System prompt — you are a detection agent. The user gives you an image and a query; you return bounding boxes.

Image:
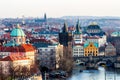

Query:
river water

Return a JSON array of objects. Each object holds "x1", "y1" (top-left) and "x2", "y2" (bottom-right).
[{"x1": 68, "y1": 67, "x2": 120, "y2": 80}]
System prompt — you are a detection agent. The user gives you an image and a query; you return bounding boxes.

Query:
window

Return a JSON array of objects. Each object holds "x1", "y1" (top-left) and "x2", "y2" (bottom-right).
[
  {"x1": 19, "y1": 39, "x2": 21, "y2": 42},
  {"x1": 90, "y1": 44, "x2": 92, "y2": 47},
  {"x1": 14, "y1": 39, "x2": 16, "y2": 42},
  {"x1": 74, "y1": 49, "x2": 78, "y2": 51},
  {"x1": 45, "y1": 49, "x2": 47, "y2": 51},
  {"x1": 39, "y1": 49, "x2": 42, "y2": 51}
]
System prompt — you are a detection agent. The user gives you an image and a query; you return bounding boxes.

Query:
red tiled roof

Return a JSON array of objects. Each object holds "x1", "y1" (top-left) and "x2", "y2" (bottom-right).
[
  {"x1": 0, "y1": 53, "x2": 29, "y2": 61},
  {"x1": 51, "y1": 38, "x2": 58, "y2": 42},
  {"x1": 0, "y1": 44, "x2": 36, "y2": 52},
  {"x1": 2, "y1": 33, "x2": 10, "y2": 39}
]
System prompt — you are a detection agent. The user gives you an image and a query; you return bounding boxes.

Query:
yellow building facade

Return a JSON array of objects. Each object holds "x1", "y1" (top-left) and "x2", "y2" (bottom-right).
[{"x1": 84, "y1": 42, "x2": 98, "y2": 56}]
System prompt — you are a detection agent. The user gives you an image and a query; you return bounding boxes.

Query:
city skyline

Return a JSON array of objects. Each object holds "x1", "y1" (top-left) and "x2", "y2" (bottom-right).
[{"x1": 0, "y1": 0, "x2": 120, "y2": 18}]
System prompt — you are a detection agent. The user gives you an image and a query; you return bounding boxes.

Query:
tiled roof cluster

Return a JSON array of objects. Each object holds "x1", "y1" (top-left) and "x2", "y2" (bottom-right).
[
  {"x1": 0, "y1": 53, "x2": 29, "y2": 61},
  {"x1": 0, "y1": 44, "x2": 35, "y2": 52}
]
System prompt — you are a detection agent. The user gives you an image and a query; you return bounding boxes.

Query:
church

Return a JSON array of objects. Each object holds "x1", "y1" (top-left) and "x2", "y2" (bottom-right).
[{"x1": 0, "y1": 24, "x2": 36, "y2": 75}]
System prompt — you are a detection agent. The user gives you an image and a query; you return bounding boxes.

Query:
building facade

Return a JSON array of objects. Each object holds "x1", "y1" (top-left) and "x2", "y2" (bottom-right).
[
  {"x1": 37, "y1": 43, "x2": 63, "y2": 69},
  {"x1": 84, "y1": 42, "x2": 98, "y2": 56},
  {"x1": 105, "y1": 43, "x2": 116, "y2": 56}
]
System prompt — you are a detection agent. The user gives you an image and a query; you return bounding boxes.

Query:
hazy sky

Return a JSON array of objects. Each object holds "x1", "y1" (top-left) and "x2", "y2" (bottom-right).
[{"x1": 0, "y1": 0, "x2": 120, "y2": 18}]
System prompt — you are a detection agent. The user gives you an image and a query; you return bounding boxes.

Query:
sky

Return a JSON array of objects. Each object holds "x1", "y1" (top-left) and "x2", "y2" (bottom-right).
[{"x1": 0, "y1": 0, "x2": 120, "y2": 18}]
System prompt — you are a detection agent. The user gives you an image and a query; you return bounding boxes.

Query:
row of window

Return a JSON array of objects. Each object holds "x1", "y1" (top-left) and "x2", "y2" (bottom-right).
[
  {"x1": 39, "y1": 49, "x2": 54, "y2": 51},
  {"x1": 85, "y1": 51, "x2": 98, "y2": 53},
  {"x1": 73, "y1": 55, "x2": 84, "y2": 57},
  {"x1": 73, "y1": 52, "x2": 84, "y2": 54},
  {"x1": 74, "y1": 49, "x2": 83, "y2": 51}
]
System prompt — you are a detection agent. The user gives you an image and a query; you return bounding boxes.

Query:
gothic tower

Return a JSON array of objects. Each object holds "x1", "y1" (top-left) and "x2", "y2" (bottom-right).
[
  {"x1": 59, "y1": 22, "x2": 73, "y2": 72},
  {"x1": 44, "y1": 13, "x2": 47, "y2": 22}
]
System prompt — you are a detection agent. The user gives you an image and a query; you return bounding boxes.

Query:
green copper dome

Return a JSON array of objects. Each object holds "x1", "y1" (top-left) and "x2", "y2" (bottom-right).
[
  {"x1": 10, "y1": 25, "x2": 25, "y2": 37},
  {"x1": 111, "y1": 31, "x2": 120, "y2": 37}
]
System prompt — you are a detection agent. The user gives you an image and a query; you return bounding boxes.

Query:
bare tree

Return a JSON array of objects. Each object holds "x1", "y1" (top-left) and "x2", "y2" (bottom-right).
[{"x1": 0, "y1": 63, "x2": 4, "y2": 80}]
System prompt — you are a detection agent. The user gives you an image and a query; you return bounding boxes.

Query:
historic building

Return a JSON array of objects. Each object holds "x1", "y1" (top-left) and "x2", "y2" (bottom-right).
[
  {"x1": 59, "y1": 22, "x2": 73, "y2": 59},
  {"x1": 73, "y1": 44, "x2": 84, "y2": 57},
  {"x1": 85, "y1": 36, "x2": 105, "y2": 47},
  {"x1": 85, "y1": 22, "x2": 107, "y2": 47},
  {"x1": 0, "y1": 24, "x2": 36, "y2": 64},
  {"x1": 0, "y1": 53, "x2": 32, "y2": 75},
  {"x1": 58, "y1": 22, "x2": 73, "y2": 72},
  {"x1": 37, "y1": 43, "x2": 63, "y2": 69},
  {"x1": 105, "y1": 42, "x2": 116, "y2": 56},
  {"x1": 86, "y1": 22, "x2": 105, "y2": 36},
  {"x1": 0, "y1": 24, "x2": 38, "y2": 77},
  {"x1": 73, "y1": 20, "x2": 83, "y2": 44},
  {"x1": 73, "y1": 20, "x2": 84, "y2": 57},
  {"x1": 35, "y1": 13, "x2": 47, "y2": 23},
  {"x1": 84, "y1": 42, "x2": 98, "y2": 56}
]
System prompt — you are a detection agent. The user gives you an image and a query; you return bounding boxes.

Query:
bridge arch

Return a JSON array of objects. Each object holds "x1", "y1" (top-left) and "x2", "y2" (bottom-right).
[
  {"x1": 95, "y1": 61, "x2": 107, "y2": 67},
  {"x1": 75, "y1": 59, "x2": 85, "y2": 66}
]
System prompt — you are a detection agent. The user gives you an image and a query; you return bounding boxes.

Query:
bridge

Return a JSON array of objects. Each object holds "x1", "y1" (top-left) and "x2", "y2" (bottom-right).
[{"x1": 73, "y1": 56, "x2": 120, "y2": 68}]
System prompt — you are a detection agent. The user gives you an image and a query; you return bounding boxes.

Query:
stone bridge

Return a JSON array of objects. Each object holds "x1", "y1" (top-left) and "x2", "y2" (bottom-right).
[{"x1": 74, "y1": 56, "x2": 119, "y2": 67}]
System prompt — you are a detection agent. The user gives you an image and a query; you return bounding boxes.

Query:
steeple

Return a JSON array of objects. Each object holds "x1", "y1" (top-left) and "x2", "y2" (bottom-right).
[
  {"x1": 62, "y1": 22, "x2": 68, "y2": 33},
  {"x1": 17, "y1": 24, "x2": 21, "y2": 28},
  {"x1": 75, "y1": 20, "x2": 81, "y2": 34},
  {"x1": 44, "y1": 13, "x2": 47, "y2": 21}
]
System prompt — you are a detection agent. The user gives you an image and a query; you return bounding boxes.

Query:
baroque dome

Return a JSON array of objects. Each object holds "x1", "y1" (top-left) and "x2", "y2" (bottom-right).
[{"x1": 10, "y1": 25, "x2": 25, "y2": 37}]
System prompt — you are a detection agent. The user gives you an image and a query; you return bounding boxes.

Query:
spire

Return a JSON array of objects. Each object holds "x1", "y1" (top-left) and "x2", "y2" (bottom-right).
[
  {"x1": 62, "y1": 22, "x2": 68, "y2": 33},
  {"x1": 75, "y1": 20, "x2": 81, "y2": 34},
  {"x1": 44, "y1": 13, "x2": 47, "y2": 20},
  {"x1": 16, "y1": 24, "x2": 21, "y2": 28}
]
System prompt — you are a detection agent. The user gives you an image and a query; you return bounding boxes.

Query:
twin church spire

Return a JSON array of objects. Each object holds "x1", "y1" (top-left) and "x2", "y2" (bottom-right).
[{"x1": 62, "y1": 20, "x2": 81, "y2": 33}]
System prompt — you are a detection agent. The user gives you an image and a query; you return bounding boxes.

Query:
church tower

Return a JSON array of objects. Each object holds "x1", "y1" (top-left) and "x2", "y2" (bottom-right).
[
  {"x1": 74, "y1": 20, "x2": 83, "y2": 44},
  {"x1": 59, "y1": 22, "x2": 73, "y2": 72},
  {"x1": 59, "y1": 22, "x2": 72, "y2": 46},
  {"x1": 44, "y1": 13, "x2": 47, "y2": 22}
]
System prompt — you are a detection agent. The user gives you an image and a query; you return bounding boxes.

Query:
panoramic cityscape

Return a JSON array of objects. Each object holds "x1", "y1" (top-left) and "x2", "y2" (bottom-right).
[{"x1": 0, "y1": 0, "x2": 120, "y2": 80}]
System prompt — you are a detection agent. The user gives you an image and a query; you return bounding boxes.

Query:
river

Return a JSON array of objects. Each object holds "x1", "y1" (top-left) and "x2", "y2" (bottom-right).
[{"x1": 68, "y1": 66, "x2": 120, "y2": 80}]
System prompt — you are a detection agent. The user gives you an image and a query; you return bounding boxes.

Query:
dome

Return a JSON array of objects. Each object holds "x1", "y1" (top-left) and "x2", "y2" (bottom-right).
[
  {"x1": 87, "y1": 24, "x2": 100, "y2": 30},
  {"x1": 111, "y1": 31, "x2": 120, "y2": 37},
  {"x1": 10, "y1": 25, "x2": 25, "y2": 37}
]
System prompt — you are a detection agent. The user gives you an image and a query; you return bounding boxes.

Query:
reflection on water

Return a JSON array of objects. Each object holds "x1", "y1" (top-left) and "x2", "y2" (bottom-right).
[{"x1": 68, "y1": 67, "x2": 120, "y2": 80}]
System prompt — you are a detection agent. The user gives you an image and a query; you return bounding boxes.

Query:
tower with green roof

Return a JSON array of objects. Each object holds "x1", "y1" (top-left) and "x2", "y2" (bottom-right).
[{"x1": 73, "y1": 20, "x2": 83, "y2": 44}]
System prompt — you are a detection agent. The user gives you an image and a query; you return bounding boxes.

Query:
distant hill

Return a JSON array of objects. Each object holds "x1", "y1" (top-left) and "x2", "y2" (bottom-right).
[
  {"x1": 61, "y1": 16, "x2": 120, "y2": 20},
  {"x1": 60, "y1": 16, "x2": 120, "y2": 30}
]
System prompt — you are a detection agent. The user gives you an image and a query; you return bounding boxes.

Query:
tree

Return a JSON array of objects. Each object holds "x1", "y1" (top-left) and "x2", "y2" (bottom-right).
[
  {"x1": 59, "y1": 58, "x2": 73, "y2": 73},
  {"x1": 0, "y1": 63, "x2": 4, "y2": 80}
]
